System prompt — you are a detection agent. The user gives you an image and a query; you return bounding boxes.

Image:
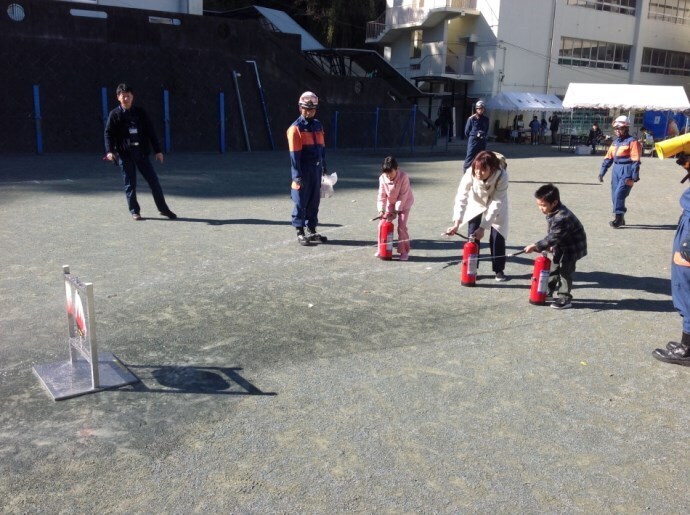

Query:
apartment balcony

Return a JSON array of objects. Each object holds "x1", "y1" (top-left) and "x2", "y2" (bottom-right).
[
  {"x1": 366, "y1": 0, "x2": 479, "y2": 44},
  {"x1": 396, "y1": 53, "x2": 476, "y2": 83}
]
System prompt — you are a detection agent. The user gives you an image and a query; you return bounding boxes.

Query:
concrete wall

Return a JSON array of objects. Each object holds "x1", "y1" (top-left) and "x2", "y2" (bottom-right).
[
  {"x1": 2, "y1": 0, "x2": 433, "y2": 154},
  {"x1": 58, "y1": 0, "x2": 204, "y2": 15}
]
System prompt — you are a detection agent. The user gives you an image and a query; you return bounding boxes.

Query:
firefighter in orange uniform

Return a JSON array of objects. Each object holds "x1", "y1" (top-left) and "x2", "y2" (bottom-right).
[
  {"x1": 598, "y1": 115, "x2": 642, "y2": 228},
  {"x1": 287, "y1": 91, "x2": 329, "y2": 246}
]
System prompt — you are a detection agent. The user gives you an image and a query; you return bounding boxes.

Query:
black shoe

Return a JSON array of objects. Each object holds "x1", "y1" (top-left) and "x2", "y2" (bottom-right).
[
  {"x1": 652, "y1": 345, "x2": 690, "y2": 366},
  {"x1": 159, "y1": 210, "x2": 177, "y2": 220},
  {"x1": 297, "y1": 229, "x2": 310, "y2": 246},
  {"x1": 666, "y1": 341, "x2": 682, "y2": 351},
  {"x1": 609, "y1": 215, "x2": 625, "y2": 228},
  {"x1": 551, "y1": 297, "x2": 572, "y2": 310},
  {"x1": 306, "y1": 227, "x2": 327, "y2": 243}
]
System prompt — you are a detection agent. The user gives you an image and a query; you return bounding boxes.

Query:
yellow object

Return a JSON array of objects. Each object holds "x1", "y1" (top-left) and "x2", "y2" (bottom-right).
[{"x1": 654, "y1": 133, "x2": 690, "y2": 159}]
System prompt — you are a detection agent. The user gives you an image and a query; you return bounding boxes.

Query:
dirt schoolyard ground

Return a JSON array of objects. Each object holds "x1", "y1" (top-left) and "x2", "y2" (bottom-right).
[{"x1": 1, "y1": 143, "x2": 689, "y2": 512}]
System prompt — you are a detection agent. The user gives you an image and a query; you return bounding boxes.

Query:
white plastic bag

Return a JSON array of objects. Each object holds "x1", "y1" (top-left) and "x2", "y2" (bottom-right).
[{"x1": 321, "y1": 172, "x2": 338, "y2": 198}]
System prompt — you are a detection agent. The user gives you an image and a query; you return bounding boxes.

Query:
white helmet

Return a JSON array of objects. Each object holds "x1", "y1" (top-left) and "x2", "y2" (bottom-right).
[
  {"x1": 475, "y1": 100, "x2": 485, "y2": 109},
  {"x1": 612, "y1": 115, "x2": 630, "y2": 128},
  {"x1": 298, "y1": 91, "x2": 319, "y2": 109}
]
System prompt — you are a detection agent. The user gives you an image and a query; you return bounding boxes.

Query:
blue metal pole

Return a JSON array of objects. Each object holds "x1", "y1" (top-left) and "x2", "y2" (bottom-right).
[
  {"x1": 374, "y1": 107, "x2": 380, "y2": 149},
  {"x1": 334, "y1": 111, "x2": 339, "y2": 150},
  {"x1": 163, "y1": 89, "x2": 171, "y2": 153},
  {"x1": 232, "y1": 70, "x2": 251, "y2": 152},
  {"x1": 246, "y1": 60, "x2": 275, "y2": 150},
  {"x1": 101, "y1": 87, "x2": 109, "y2": 127},
  {"x1": 33, "y1": 85, "x2": 43, "y2": 154},
  {"x1": 411, "y1": 104, "x2": 417, "y2": 152},
  {"x1": 219, "y1": 92, "x2": 226, "y2": 153}
]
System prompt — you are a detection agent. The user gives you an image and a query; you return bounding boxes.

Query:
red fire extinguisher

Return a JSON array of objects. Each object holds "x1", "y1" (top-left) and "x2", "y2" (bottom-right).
[
  {"x1": 378, "y1": 219, "x2": 394, "y2": 260},
  {"x1": 529, "y1": 251, "x2": 551, "y2": 305},
  {"x1": 460, "y1": 237, "x2": 479, "y2": 286}
]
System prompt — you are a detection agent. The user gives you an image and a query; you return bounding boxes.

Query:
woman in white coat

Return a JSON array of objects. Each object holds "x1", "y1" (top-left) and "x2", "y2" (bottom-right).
[{"x1": 446, "y1": 150, "x2": 509, "y2": 281}]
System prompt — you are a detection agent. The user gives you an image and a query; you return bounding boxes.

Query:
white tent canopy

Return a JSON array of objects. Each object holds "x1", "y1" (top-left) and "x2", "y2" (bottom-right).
[
  {"x1": 485, "y1": 92, "x2": 564, "y2": 112},
  {"x1": 562, "y1": 83, "x2": 690, "y2": 111}
]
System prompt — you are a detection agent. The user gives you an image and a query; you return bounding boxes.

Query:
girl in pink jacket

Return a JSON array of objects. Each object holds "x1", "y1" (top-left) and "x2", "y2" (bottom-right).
[{"x1": 376, "y1": 156, "x2": 415, "y2": 260}]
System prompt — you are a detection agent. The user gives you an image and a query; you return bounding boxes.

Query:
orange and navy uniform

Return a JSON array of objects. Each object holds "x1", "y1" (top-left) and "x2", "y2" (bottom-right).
[
  {"x1": 287, "y1": 116, "x2": 327, "y2": 181},
  {"x1": 287, "y1": 115, "x2": 327, "y2": 229},
  {"x1": 600, "y1": 135, "x2": 641, "y2": 181},
  {"x1": 599, "y1": 134, "x2": 642, "y2": 215}
]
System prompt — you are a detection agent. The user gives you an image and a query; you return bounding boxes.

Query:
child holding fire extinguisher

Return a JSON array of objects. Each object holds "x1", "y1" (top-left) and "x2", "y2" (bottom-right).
[
  {"x1": 445, "y1": 150, "x2": 509, "y2": 281},
  {"x1": 376, "y1": 156, "x2": 415, "y2": 260},
  {"x1": 524, "y1": 183, "x2": 587, "y2": 310}
]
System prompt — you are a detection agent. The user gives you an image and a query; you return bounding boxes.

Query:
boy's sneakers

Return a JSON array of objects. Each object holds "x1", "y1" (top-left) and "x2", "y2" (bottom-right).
[
  {"x1": 551, "y1": 297, "x2": 572, "y2": 309},
  {"x1": 306, "y1": 227, "x2": 327, "y2": 242},
  {"x1": 296, "y1": 228, "x2": 310, "y2": 246},
  {"x1": 399, "y1": 253, "x2": 409, "y2": 261},
  {"x1": 495, "y1": 271, "x2": 506, "y2": 282}
]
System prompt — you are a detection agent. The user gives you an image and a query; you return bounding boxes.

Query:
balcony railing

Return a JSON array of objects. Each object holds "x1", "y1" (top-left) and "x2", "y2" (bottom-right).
[
  {"x1": 396, "y1": 55, "x2": 475, "y2": 79},
  {"x1": 366, "y1": 0, "x2": 477, "y2": 40}
]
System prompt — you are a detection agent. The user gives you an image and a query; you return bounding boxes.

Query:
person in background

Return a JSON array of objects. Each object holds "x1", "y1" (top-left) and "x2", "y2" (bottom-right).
[
  {"x1": 446, "y1": 150, "x2": 509, "y2": 282},
  {"x1": 463, "y1": 100, "x2": 490, "y2": 172},
  {"x1": 598, "y1": 115, "x2": 642, "y2": 228},
  {"x1": 549, "y1": 113, "x2": 561, "y2": 145},
  {"x1": 588, "y1": 123, "x2": 603, "y2": 155},
  {"x1": 104, "y1": 83, "x2": 177, "y2": 221},
  {"x1": 529, "y1": 116, "x2": 541, "y2": 145},
  {"x1": 376, "y1": 156, "x2": 415, "y2": 261}
]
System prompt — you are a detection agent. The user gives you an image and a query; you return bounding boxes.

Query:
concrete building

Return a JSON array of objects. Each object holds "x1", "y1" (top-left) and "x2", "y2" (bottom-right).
[
  {"x1": 54, "y1": 0, "x2": 204, "y2": 15},
  {"x1": 366, "y1": 0, "x2": 690, "y2": 135}
]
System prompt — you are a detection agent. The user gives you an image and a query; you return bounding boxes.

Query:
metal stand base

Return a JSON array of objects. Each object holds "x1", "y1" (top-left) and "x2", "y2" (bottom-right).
[{"x1": 33, "y1": 352, "x2": 139, "y2": 401}]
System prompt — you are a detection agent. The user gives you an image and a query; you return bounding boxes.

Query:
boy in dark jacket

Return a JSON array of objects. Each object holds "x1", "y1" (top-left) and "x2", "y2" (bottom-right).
[{"x1": 524, "y1": 183, "x2": 588, "y2": 309}]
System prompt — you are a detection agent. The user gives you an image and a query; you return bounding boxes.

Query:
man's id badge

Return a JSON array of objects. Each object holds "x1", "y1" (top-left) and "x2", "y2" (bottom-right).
[{"x1": 128, "y1": 127, "x2": 138, "y2": 135}]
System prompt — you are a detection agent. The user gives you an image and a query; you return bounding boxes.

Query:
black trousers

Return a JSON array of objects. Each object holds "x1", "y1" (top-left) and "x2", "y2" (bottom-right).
[
  {"x1": 119, "y1": 150, "x2": 170, "y2": 215},
  {"x1": 467, "y1": 214, "x2": 505, "y2": 273}
]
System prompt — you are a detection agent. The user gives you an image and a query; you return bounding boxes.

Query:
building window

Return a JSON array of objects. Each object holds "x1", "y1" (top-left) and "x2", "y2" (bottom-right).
[
  {"x1": 641, "y1": 47, "x2": 690, "y2": 76},
  {"x1": 558, "y1": 37, "x2": 631, "y2": 70},
  {"x1": 648, "y1": 0, "x2": 690, "y2": 24},
  {"x1": 411, "y1": 30, "x2": 423, "y2": 59},
  {"x1": 566, "y1": 0, "x2": 636, "y2": 16}
]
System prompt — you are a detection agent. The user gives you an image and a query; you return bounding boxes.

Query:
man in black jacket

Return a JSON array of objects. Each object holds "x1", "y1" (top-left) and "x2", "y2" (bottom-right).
[{"x1": 104, "y1": 83, "x2": 176, "y2": 221}]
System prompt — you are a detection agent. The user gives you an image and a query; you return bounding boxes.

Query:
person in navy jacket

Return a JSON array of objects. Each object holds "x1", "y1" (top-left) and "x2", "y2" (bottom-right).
[
  {"x1": 287, "y1": 91, "x2": 329, "y2": 245},
  {"x1": 463, "y1": 100, "x2": 490, "y2": 172}
]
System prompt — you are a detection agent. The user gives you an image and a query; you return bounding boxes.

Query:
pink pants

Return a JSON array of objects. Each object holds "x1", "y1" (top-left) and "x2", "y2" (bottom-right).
[{"x1": 379, "y1": 210, "x2": 411, "y2": 255}]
